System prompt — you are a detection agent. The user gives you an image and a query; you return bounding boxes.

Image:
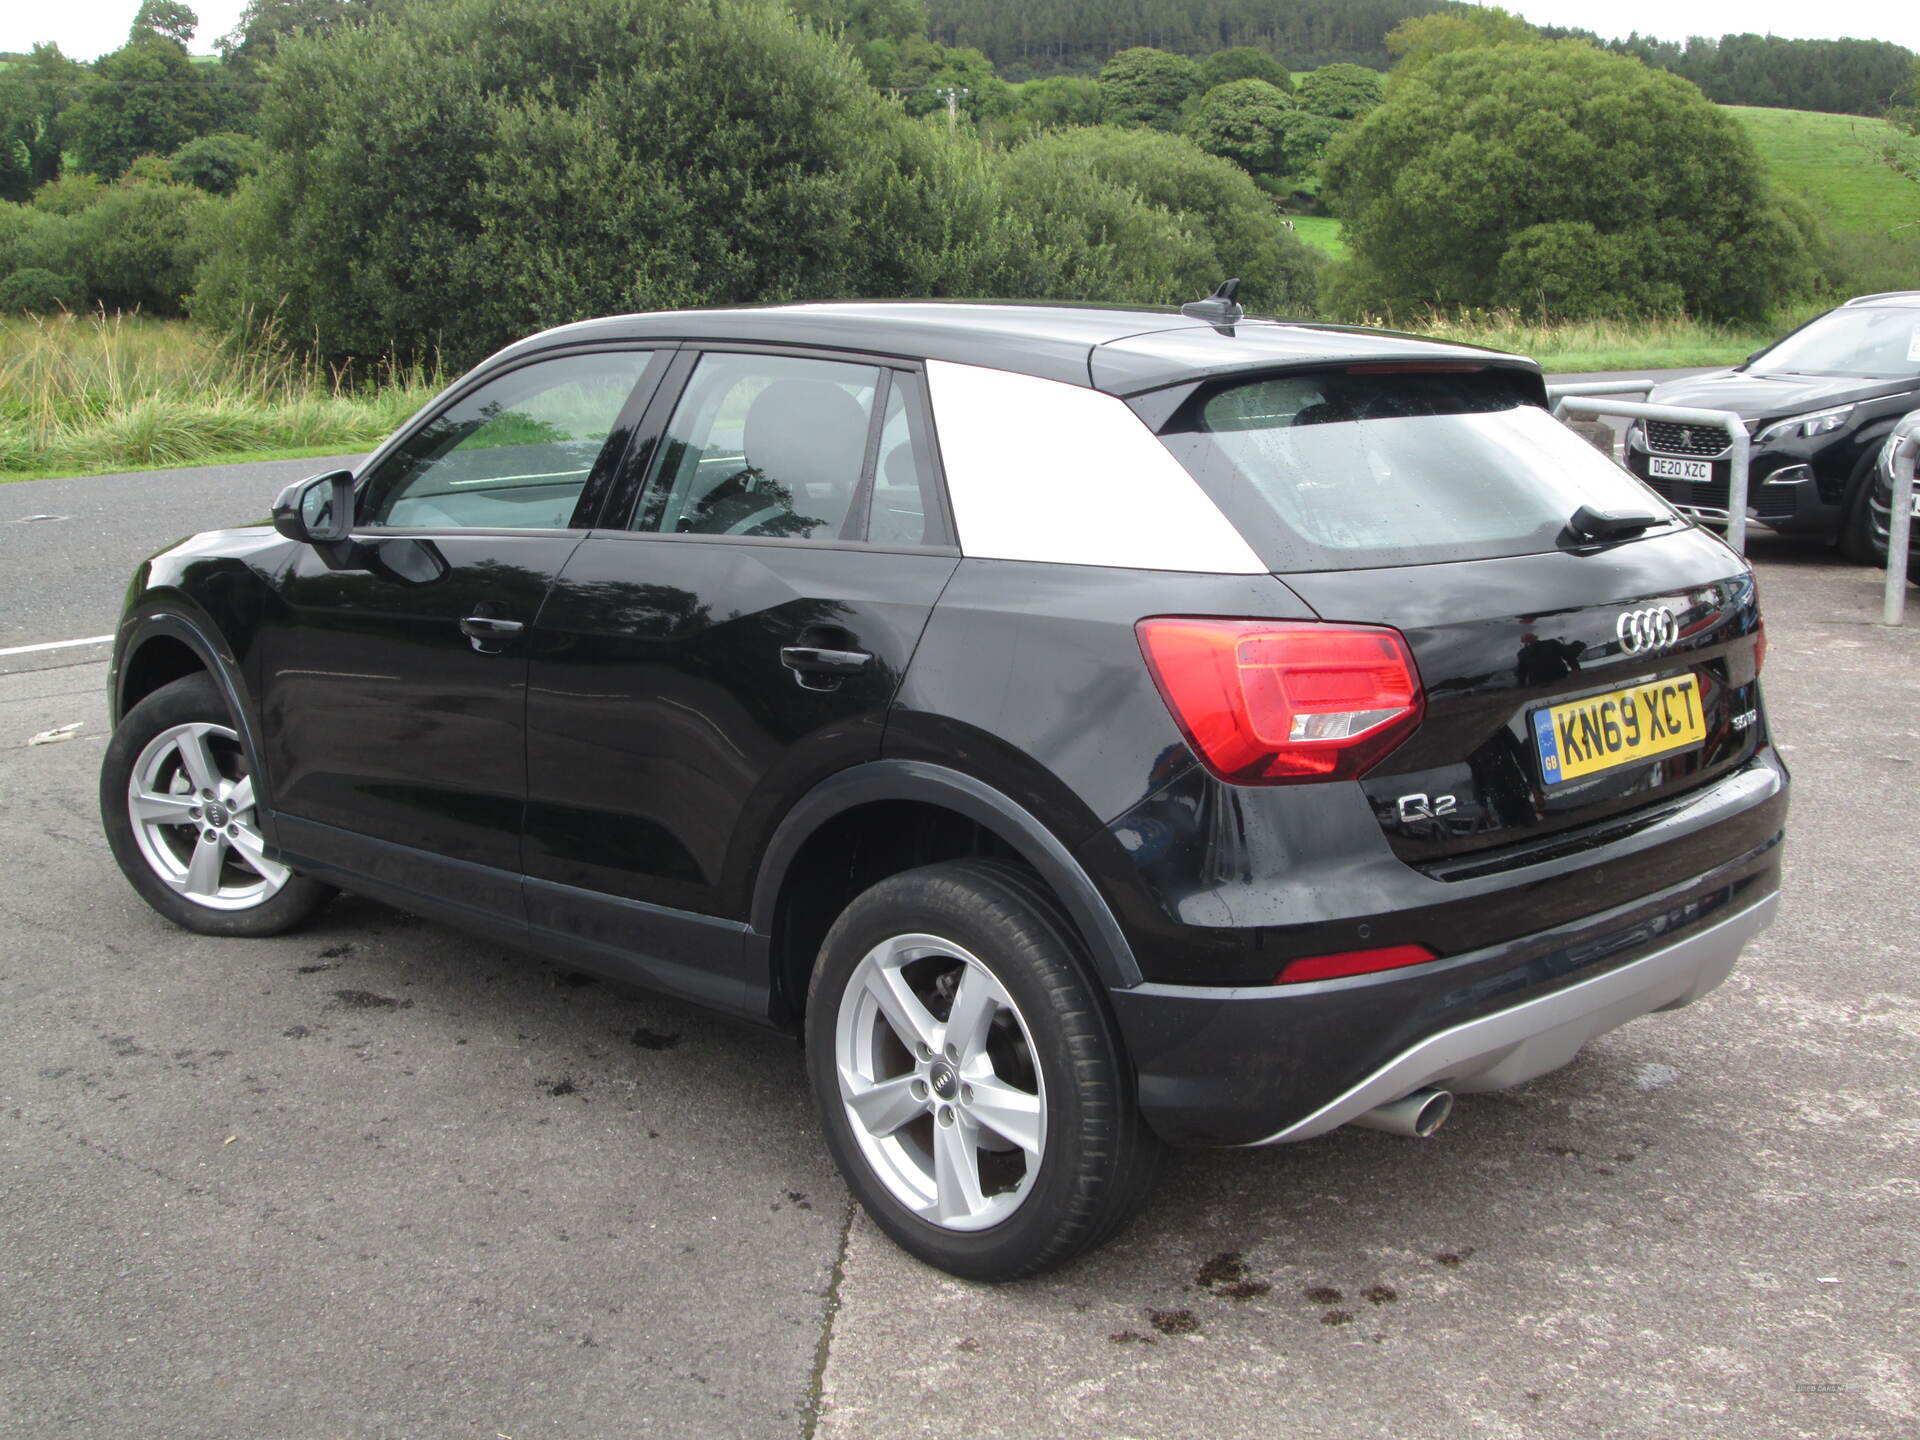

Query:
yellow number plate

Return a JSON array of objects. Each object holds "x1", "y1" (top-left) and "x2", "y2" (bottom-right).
[{"x1": 1532, "y1": 675, "x2": 1705, "y2": 784}]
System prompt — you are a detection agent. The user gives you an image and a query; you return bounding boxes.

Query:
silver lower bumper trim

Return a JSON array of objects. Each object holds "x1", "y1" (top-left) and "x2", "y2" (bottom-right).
[{"x1": 1247, "y1": 891, "x2": 1778, "y2": 1145}]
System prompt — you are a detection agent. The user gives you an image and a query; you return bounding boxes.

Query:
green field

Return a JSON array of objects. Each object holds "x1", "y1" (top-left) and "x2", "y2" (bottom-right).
[
  {"x1": 1728, "y1": 105, "x2": 1915, "y2": 236},
  {"x1": 1288, "y1": 215, "x2": 1347, "y2": 259}
]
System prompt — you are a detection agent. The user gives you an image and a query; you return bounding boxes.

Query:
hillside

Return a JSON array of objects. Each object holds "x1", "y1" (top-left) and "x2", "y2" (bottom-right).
[
  {"x1": 1730, "y1": 105, "x2": 1916, "y2": 236},
  {"x1": 925, "y1": 0, "x2": 1440, "y2": 72}
]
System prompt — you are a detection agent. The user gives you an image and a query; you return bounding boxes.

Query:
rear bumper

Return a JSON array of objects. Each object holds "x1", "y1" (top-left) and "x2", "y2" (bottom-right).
[
  {"x1": 1111, "y1": 839, "x2": 1780, "y2": 1145},
  {"x1": 1246, "y1": 888, "x2": 1774, "y2": 1143}
]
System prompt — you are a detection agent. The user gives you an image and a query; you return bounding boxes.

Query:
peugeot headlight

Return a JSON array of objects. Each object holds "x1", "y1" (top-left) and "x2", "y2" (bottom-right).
[{"x1": 1755, "y1": 404, "x2": 1854, "y2": 444}]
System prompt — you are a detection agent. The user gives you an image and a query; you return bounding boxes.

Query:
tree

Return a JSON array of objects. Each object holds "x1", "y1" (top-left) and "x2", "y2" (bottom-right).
[
  {"x1": 1187, "y1": 79, "x2": 1293, "y2": 177},
  {"x1": 888, "y1": 38, "x2": 1011, "y2": 124},
  {"x1": 171, "y1": 132, "x2": 265, "y2": 193},
  {"x1": 1322, "y1": 42, "x2": 1815, "y2": 320},
  {"x1": 220, "y1": 0, "x2": 390, "y2": 73},
  {"x1": 0, "y1": 44, "x2": 90, "y2": 186},
  {"x1": 792, "y1": 0, "x2": 926, "y2": 42},
  {"x1": 65, "y1": 32, "x2": 236, "y2": 179},
  {"x1": 923, "y1": 0, "x2": 1452, "y2": 73},
  {"x1": 1202, "y1": 47, "x2": 1292, "y2": 93},
  {"x1": 1384, "y1": 6, "x2": 1540, "y2": 80},
  {"x1": 1003, "y1": 75, "x2": 1103, "y2": 137},
  {"x1": 1271, "y1": 106, "x2": 1341, "y2": 177},
  {"x1": 1295, "y1": 63, "x2": 1383, "y2": 120},
  {"x1": 131, "y1": 1, "x2": 200, "y2": 47},
  {"x1": 1097, "y1": 48, "x2": 1204, "y2": 130}
]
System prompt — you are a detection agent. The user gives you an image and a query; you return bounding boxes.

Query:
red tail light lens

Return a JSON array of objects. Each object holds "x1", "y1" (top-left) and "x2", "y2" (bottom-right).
[
  {"x1": 1274, "y1": 944, "x2": 1437, "y2": 985},
  {"x1": 1136, "y1": 618, "x2": 1424, "y2": 784}
]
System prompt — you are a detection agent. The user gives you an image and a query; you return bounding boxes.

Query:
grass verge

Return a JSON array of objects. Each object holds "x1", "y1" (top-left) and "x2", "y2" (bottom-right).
[{"x1": 0, "y1": 311, "x2": 442, "y2": 482}]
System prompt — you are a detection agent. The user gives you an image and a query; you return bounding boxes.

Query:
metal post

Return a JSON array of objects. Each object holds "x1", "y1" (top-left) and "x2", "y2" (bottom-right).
[
  {"x1": 1882, "y1": 417, "x2": 1918, "y2": 627},
  {"x1": 1725, "y1": 424, "x2": 1751, "y2": 557},
  {"x1": 1543, "y1": 379, "x2": 1657, "y2": 403},
  {"x1": 1551, "y1": 396, "x2": 1752, "y2": 555}
]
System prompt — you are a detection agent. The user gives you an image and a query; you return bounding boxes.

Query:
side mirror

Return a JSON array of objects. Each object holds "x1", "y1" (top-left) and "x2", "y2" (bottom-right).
[{"x1": 272, "y1": 470, "x2": 356, "y2": 544}]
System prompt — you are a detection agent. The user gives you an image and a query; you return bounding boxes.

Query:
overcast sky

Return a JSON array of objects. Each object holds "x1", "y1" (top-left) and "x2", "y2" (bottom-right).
[{"x1": 3, "y1": 0, "x2": 1916, "y2": 63}]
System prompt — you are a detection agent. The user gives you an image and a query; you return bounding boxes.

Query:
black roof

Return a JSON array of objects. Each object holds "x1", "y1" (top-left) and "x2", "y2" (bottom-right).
[{"x1": 491, "y1": 300, "x2": 1538, "y2": 395}]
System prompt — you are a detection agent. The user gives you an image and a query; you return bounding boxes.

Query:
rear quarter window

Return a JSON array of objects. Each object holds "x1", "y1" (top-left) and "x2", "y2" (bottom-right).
[{"x1": 1146, "y1": 368, "x2": 1683, "y2": 572}]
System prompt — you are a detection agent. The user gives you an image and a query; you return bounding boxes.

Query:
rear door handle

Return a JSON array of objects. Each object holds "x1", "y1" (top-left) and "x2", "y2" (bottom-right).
[
  {"x1": 780, "y1": 645, "x2": 872, "y2": 680},
  {"x1": 460, "y1": 615, "x2": 524, "y2": 652}
]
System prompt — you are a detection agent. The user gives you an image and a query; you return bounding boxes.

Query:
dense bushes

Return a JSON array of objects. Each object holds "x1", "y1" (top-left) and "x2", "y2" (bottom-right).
[
  {"x1": 0, "y1": 268, "x2": 80, "y2": 313},
  {"x1": 197, "y1": 0, "x2": 1004, "y2": 364},
  {"x1": 999, "y1": 128, "x2": 1323, "y2": 314},
  {"x1": 195, "y1": 0, "x2": 1318, "y2": 367},
  {"x1": 1322, "y1": 42, "x2": 1817, "y2": 321},
  {"x1": 0, "y1": 173, "x2": 206, "y2": 316}
]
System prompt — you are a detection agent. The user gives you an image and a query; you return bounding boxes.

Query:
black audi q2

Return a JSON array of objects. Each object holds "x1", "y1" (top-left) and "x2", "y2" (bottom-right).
[{"x1": 101, "y1": 299, "x2": 1786, "y2": 1279}]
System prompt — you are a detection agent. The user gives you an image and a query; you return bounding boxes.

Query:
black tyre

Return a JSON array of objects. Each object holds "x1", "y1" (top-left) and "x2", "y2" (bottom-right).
[
  {"x1": 805, "y1": 859, "x2": 1162, "y2": 1280},
  {"x1": 1836, "y1": 449, "x2": 1883, "y2": 564},
  {"x1": 101, "y1": 673, "x2": 334, "y2": 937}
]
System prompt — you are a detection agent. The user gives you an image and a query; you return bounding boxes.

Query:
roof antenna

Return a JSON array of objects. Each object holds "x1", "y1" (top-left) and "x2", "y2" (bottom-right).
[{"x1": 1181, "y1": 278, "x2": 1243, "y2": 333}]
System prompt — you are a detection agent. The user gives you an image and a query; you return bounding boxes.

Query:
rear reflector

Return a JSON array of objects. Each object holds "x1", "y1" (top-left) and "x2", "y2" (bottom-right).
[
  {"x1": 1274, "y1": 944, "x2": 1437, "y2": 985},
  {"x1": 1136, "y1": 618, "x2": 1424, "y2": 784}
]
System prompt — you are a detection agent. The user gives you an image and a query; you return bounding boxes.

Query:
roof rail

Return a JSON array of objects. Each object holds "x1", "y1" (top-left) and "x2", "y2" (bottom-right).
[{"x1": 1842, "y1": 291, "x2": 1920, "y2": 306}]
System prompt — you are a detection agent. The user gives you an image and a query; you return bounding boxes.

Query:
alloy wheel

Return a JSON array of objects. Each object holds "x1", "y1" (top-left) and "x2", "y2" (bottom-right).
[
  {"x1": 833, "y1": 932, "x2": 1047, "y2": 1232},
  {"x1": 126, "y1": 721, "x2": 289, "y2": 911}
]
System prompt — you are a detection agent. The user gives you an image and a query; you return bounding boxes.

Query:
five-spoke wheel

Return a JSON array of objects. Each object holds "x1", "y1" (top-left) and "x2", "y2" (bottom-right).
[
  {"x1": 807, "y1": 859, "x2": 1161, "y2": 1280},
  {"x1": 101, "y1": 672, "x2": 333, "y2": 936},
  {"x1": 127, "y1": 720, "x2": 289, "y2": 910},
  {"x1": 835, "y1": 932, "x2": 1046, "y2": 1231}
]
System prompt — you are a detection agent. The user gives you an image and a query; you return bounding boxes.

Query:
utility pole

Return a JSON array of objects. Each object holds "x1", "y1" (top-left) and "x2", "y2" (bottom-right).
[{"x1": 935, "y1": 85, "x2": 970, "y2": 130}]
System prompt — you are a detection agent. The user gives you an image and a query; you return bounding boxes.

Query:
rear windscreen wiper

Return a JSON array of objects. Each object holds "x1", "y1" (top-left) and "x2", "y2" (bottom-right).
[{"x1": 1565, "y1": 504, "x2": 1661, "y2": 543}]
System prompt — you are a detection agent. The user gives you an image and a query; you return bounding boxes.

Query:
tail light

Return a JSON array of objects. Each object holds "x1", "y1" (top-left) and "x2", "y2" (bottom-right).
[{"x1": 1136, "y1": 617, "x2": 1424, "y2": 784}]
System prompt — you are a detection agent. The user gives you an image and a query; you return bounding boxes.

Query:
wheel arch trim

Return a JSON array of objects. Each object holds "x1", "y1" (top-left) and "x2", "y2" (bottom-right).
[{"x1": 749, "y1": 759, "x2": 1143, "y2": 991}]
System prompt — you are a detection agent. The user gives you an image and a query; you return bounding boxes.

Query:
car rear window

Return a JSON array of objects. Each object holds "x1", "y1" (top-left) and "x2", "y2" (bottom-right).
[{"x1": 1146, "y1": 369, "x2": 1683, "y2": 572}]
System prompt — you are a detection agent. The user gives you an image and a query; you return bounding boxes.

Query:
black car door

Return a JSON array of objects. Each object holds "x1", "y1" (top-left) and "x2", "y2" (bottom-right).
[
  {"x1": 255, "y1": 347, "x2": 667, "y2": 928},
  {"x1": 523, "y1": 348, "x2": 959, "y2": 1010}
]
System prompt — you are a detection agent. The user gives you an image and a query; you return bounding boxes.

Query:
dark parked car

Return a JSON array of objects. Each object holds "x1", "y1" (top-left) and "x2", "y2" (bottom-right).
[
  {"x1": 101, "y1": 298, "x2": 1786, "y2": 1279},
  {"x1": 1625, "y1": 291, "x2": 1920, "y2": 559}
]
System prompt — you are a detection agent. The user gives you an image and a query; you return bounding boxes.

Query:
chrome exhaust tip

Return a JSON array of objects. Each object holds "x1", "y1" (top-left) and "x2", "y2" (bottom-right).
[{"x1": 1351, "y1": 1087, "x2": 1453, "y2": 1138}]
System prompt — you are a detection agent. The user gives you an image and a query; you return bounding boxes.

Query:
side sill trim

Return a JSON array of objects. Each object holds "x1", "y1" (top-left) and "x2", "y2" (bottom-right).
[{"x1": 1242, "y1": 890, "x2": 1779, "y2": 1146}]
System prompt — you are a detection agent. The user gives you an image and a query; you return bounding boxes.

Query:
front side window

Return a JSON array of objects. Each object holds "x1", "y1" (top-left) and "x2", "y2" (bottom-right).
[
  {"x1": 633, "y1": 353, "x2": 882, "y2": 541},
  {"x1": 1151, "y1": 368, "x2": 1682, "y2": 572},
  {"x1": 359, "y1": 351, "x2": 652, "y2": 530}
]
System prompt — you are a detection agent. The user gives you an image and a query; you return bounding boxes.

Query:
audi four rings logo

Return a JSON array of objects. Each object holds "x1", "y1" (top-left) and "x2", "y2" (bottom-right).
[{"x1": 1616, "y1": 607, "x2": 1679, "y2": 654}]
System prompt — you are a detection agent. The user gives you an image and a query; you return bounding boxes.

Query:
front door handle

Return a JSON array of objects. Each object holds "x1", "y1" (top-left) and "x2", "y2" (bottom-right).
[
  {"x1": 780, "y1": 645, "x2": 872, "y2": 688},
  {"x1": 461, "y1": 615, "x2": 524, "y2": 653}
]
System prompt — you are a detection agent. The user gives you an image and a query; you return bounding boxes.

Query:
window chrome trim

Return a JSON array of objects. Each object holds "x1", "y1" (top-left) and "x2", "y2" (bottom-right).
[{"x1": 924, "y1": 360, "x2": 1266, "y2": 574}]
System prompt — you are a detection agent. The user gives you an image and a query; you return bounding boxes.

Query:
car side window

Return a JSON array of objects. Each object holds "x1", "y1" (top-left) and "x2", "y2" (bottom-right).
[
  {"x1": 359, "y1": 351, "x2": 651, "y2": 530},
  {"x1": 867, "y1": 382, "x2": 941, "y2": 547},
  {"x1": 632, "y1": 353, "x2": 882, "y2": 541}
]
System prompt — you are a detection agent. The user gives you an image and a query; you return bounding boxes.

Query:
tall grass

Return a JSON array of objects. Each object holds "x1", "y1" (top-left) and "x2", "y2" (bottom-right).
[
  {"x1": 0, "y1": 311, "x2": 446, "y2": 477},
  {"x1": 1367, "y1": 307, "x2": 1827, "y2": 373}
]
